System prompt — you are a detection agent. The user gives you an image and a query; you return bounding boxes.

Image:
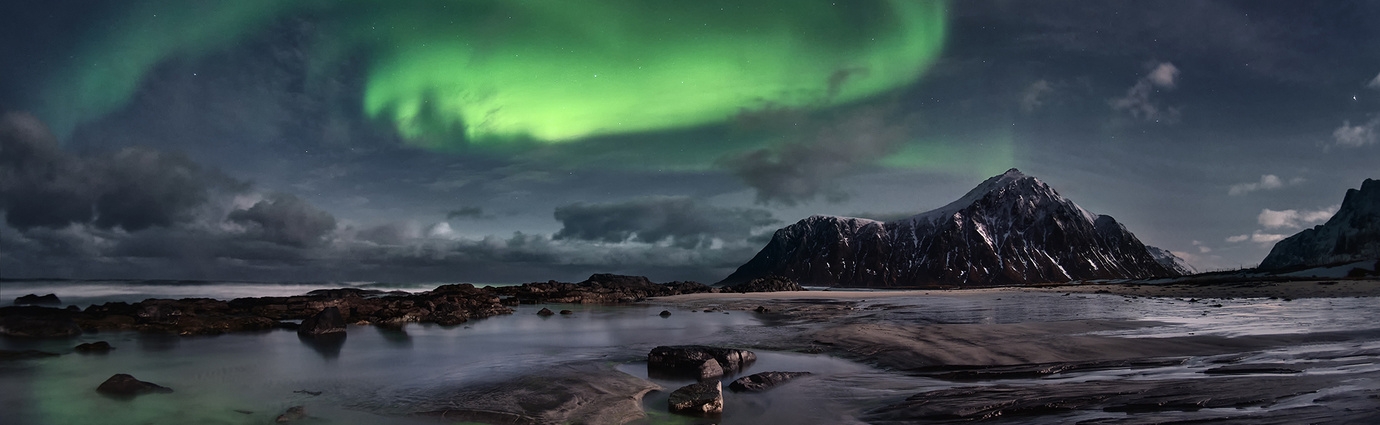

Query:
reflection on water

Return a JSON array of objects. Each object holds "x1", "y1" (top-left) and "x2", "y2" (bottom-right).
[
  {"x1": 298, "y1": 332, "x2": 347, "y2": 359},
  {"x1": 2, "y1": 286, "x2": 1378, "y2": 424}
]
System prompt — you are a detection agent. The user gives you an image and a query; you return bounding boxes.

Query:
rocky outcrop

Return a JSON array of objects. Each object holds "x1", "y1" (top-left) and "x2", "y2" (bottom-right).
[
  {"x1": 14, "y1": 293, "x2": 61, "y2": 305},
  {"x1": 1261, "y1": 178, "x2": 1380, "y2": 270},
  {"x1": 96, "y1": 374, "x2": 173, "y2": 398},
  {"x1": 728, "y1": 371, "x2": 811, "y2": 392},
  {"x1": 0, "y1": 283, "x2": 512, "y2": 338},
  {"x1": 492, "y1": 274, "x2": 716, "y2": 304},
  {"x1": 647, "y1": 345, "x2": 756, "y2": 379},
  {"x1": 668, "y1": 381, "x2": 724, "y2": 415},
  {"x1": 724, "y1": 276, "x2": 804, "y2": 293},
  {"x1": 297, "y1": 307, "x2": 346, "y2": 336},
  {"x1": 720, "y1": 169, "x2": 1179, "y2": 287},
  {"x1": 0, "y1": 306, "x2": 82, "y2": 337}
]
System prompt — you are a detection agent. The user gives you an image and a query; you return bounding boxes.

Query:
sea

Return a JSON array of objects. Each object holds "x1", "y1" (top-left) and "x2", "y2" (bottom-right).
[{"x1": 2, "y1": 279, "x2": 1379, "y2": 424}]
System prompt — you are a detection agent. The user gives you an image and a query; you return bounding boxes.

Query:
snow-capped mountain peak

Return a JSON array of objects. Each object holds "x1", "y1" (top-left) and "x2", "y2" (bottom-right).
[{"x1": 719, "y1": 170, "x2": 1180, "y2": 287}]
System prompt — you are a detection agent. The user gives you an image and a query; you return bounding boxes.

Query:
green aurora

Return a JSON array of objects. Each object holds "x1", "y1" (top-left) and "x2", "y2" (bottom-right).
[{"x1": 39, "y1": 0, "x2": 948, "y2": 148}]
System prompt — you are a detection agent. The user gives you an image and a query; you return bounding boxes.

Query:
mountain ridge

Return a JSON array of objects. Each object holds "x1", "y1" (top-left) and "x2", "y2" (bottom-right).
[{"x1": 719, "y1": 169, "x2": 1181, "y2": 287}]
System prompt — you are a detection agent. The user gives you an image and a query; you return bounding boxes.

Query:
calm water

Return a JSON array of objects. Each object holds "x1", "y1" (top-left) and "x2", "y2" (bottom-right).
[{"x1": 3, "y1": 281, "x2": 1379, "y2": 424}]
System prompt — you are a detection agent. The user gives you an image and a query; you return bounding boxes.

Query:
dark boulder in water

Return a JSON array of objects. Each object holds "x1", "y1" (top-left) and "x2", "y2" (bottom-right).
[
  {"x1": 96, "y1": 374, "x2": 173, "y2": 398},
  {"x1": 74, "y1": 341, "x2": 113, "y2": 353},
  {"x1": 648, "y1": 345, "x2": 756, "y2": 379},
  {"x1": 537, "y1": 307, "x2": 555, "y2": 316},
  {"x1": 298, "y1": 307, "x2": 346, "y2": 336},
  {"x1": 728, "y1": 371, "x2": 812, "y2": 392},
  {"x1": 668, "y1": 381, "x2": 724, "y2": 415}
]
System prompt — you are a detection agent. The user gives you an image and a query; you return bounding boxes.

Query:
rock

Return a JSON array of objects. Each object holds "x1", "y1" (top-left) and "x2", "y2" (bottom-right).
[
  {"x1": 559, "y1": 309, "x2": 574, "y2": 315},
  {"x1": 275, "y1": 405, "x2": 307, "y2": 423},
  {"x1": 659, "y1": 310, "x2": 672, "y2": 317},
  {"x1": 648, "y1": 345, "x2": 756, "y2": 379},
  {"x1": 414, "y1": 363, "x2": 660, "y2": 424},
  {"x1": 297, "y1": 306, "x2": 346, "y2": 336},
  {"x1": 96, "y1": 374, "x2": 173, "y2": 398},
  {"x1": 74, "y1": 341, "x2": 113, "y2": 353},
  {"x1": 537, "y1": 307, "x2": 555, "y2": 316},
  {"x1": 729, "y1": 371, "x2": 812, "y2": 392},
  {"x1": 0, "y1": 306, "x2": 82, "y2": 338},
  {"x1": 668, "y1": 381, "x2": 724, "y2": 415},
  {"x1": 754, "y1": 306, "x2": 771, "y2": 313},
  {"x1": 14, "y1": 294, "x2": 61, "y2": 305}
]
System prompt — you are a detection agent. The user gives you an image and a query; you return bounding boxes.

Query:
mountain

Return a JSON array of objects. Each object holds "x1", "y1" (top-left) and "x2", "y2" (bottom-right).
[
  {"x1": 1147, "y1": 246, "x2": 1197, "y2": 275},
  {"x1": 1259, "y1": 178, "x2": 1380, "y2": 270},
  {"x1": 718, "y1": 169, "x2": 1181, "y2": 287}
]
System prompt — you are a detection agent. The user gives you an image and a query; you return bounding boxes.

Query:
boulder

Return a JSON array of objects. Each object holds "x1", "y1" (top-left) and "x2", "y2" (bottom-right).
[
  {"x1": 728, "y1": 371, "x2": 811, "y2": 392},
  {"x1": 96, "y1": 374, "x2": 173, "y2": 398},
  {"x1": 659, "y1": 310, "x2": 672, "y2": 317},
  {"x1": 297, "y1": 307, "x2": 346, "y2": 336},
  {"x1": 14, "y1": 294, "x2": 61, "y2": 305},
  {"x1": 537, "y1": 307, "x2": 555, "y2": 316},
  {"x1": 559, "y1": 309, "x2": 574, "y2": 315},
  {"x1": 74, "y1": 341, "x2": 114, "y2": 353},
  {"x1": 648, "y1": 345, "x2": 756, "y2": 379},
  {"x1": 668, "y1": 381, "x2": 724, "y2": 415}
]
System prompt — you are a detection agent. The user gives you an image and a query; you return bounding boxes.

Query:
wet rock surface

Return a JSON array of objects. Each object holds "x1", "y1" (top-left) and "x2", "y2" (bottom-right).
[
  {"x1": 728, "y1": 371, "x2": 811, "y2": 392},
  {"x1": 73, "y1": 341, "x2": 113, "y2": 353},
  {"x1": 647, "y1": 345, "x2": 756, "y2": 379},
  {"x1": 668, "y1": 381, "x2": 724, "y2": 416},
  {"x1": 96, "y1": 373, "x2": 173, "y2": 398},
  {"x1": 413, "y1": 363, "x2": 660, "y2": 425},
  {"x1": 297, "y1": 307, "x2": 346, "y2": 336}
]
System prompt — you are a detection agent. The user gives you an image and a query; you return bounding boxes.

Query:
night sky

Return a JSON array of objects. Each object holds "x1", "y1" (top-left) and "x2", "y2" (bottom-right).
[{"x1": 2, "y1": 1, "x2": 1378, "y2": 283}]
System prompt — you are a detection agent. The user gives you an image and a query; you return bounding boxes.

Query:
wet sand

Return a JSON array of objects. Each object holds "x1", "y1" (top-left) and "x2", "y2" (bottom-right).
[{"x1": 650, "y1": 282, "x2": 1380, "y2": 423}]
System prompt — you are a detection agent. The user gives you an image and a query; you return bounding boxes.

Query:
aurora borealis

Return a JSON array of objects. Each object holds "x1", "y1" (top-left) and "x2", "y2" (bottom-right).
[
  {"x1": 39, "y1": 0, "x2": 946, "y2": 145},
  {"x1": 3, "y1": 1, "x2": 1380, "y2": 281}
]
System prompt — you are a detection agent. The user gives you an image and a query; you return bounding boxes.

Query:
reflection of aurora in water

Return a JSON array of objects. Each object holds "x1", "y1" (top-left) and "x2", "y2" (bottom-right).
[
  {"x1": 39, "y1": 0, "x2": 947, "y2": 146},
  {"x1": 3, "y1": 290, "x2": 1379, "y2": 424}
]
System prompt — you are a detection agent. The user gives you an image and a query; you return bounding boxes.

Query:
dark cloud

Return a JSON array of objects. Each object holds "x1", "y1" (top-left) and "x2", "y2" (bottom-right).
[
  {"x1": 553, "y1": 196, "x2": 777, "y2": 248},
  {"x1": 446, "y1": 206, "x2": 491, "y2": 220},
  {"x1": 227, "y1": 193, "x2": 337, "y2": 247},
  {"x1": 720, "y1": 105, "x2": 917, "y2": 205},
  {"x1": 0, "y1": 112, "x2": 244, "y2": 231}
]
